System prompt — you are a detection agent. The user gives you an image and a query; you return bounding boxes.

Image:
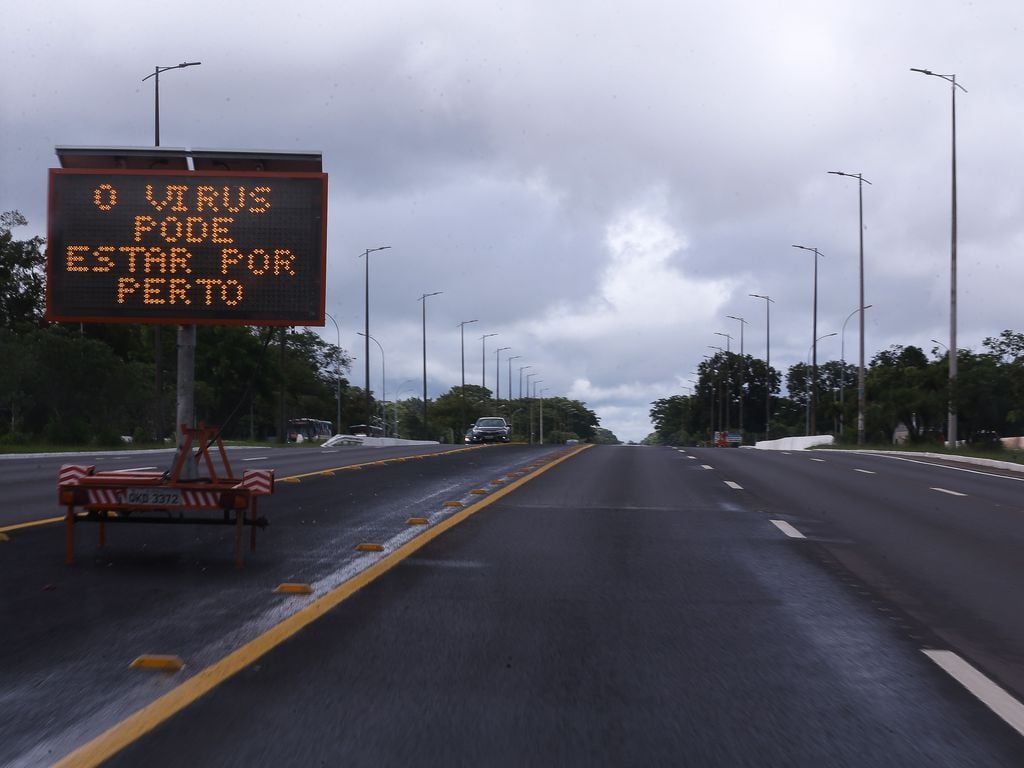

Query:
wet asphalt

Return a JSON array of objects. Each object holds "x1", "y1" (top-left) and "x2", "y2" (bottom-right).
[{"x1": 55, "y1": 445, "x2": 1024, "y2": 767}]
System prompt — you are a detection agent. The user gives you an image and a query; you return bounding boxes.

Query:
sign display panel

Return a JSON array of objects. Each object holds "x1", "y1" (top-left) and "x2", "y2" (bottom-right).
[{"x1": 46, "y1": 169, "x2": 327, "y2": 325}]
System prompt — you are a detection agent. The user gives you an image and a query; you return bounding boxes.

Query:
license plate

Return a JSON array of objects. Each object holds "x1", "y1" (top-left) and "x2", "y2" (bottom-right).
[{"x1": 124, "y1": 488, "x2": 183, "y2": 506}]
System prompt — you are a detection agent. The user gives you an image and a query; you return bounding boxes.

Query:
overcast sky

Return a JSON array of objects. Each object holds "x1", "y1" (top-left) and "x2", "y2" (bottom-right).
[{"x1": 3, "y1": 1, "x2": 1023, "y2": 441}]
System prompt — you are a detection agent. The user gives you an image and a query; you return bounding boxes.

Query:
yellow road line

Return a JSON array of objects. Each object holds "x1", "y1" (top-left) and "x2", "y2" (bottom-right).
[
  {"x1": 55, "y1": 442, "x2": 591, "y2": 768},
  {"x1": 282, "y1": 444, "x2": 486, "y2": 481},
  {"x1": 0, "y1": 516, "x2": 65, "y2": 534}
]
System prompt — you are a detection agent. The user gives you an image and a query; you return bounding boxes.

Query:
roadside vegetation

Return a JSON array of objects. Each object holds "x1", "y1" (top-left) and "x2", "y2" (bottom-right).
[
  {"x1": 0, "y1": 212, "x2": 610, "y2": 450},
  {"x1": 648, "y1": 337, "x2": 1024, "y2": 453}
]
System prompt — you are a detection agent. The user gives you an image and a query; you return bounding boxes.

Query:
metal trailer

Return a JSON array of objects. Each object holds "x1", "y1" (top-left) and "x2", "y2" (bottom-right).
[{"x1": 58, "y1": 425, "x2": 274, "y2": 566}]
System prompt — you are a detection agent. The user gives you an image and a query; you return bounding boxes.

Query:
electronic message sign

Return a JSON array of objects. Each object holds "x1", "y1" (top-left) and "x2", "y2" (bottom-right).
[{"x1": 46, "y1": 169, "x2": 327, "y2": 325}]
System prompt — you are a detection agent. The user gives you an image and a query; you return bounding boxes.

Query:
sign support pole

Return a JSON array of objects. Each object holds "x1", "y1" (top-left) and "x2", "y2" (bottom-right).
[{"x1": 175, "y1": 324, "x2": 197, "y2": 472}]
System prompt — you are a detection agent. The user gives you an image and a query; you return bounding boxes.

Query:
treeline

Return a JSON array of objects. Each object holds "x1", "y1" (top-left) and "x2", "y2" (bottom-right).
[
  {"x1": 0, "y1": 212, "x2": 608, "y2": 446},
  {"x1": 382, "y1": 385, "x2": 605, "y2": 444},
  {"x1": 649, "y1": 334, "x2": 1024, "y2": 447}
]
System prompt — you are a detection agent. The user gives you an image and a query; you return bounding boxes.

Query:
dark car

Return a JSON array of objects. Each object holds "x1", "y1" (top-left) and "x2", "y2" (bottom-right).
[{"x1": 465, "y1": 416, "x2": 511, "y2": 443}]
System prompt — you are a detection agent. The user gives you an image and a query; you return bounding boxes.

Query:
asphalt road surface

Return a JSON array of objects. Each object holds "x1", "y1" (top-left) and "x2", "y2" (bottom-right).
[{"x1": 4, "y1": 444, "x2": 1024, "y2": 766}]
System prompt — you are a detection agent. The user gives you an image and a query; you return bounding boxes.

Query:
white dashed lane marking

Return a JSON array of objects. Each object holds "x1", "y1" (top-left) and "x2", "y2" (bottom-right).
[
  {"x1": 931, "y1": 487, "x2": 968, "y2": 497},
  {"x1": 923, "y1": 650, "x2": 1024, "y2": 738},
  {"x1": 701, "y1": 465, "x2": 713, "y2": 470},
  {"x1": 724, "y1": 481, "x2": 743, "y2": 490},
  {"x1": 770, "y1": 520, "x2": 806, "y2": 539},
  {"x1": 853, "y1": 469, "x2": 876, "y2": 474}
]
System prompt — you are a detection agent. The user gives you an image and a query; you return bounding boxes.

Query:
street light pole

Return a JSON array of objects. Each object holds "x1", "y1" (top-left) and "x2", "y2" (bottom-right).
[
  {"x1": 419, "y1": 291, "x2": 443, "y2": 434},
  {"x1": 708, "y1": 346, "x2": 725, "y2": 439},
  {"x1": 142, "y1": 61, "x2": 200, "y2": 447},
  {"x1": 357, "y1": 332, "x2": 386, "y2": 437},
  {"x1": 142, "y1": 61, "x2": 201, "y2": 148},
  {"x1": 519, "y1": 365, "x2": 532, "y2": 399},
  {"x1": 840, "y1": 305, "x2": 872, "y2": 440},
  {"x1": 714, "y1": 332, "x2": 733, "y2": 433},
  {"x1": 539, "y1": 388, "x2": 549, "y2": 444},
  {"x1": 458, "y1": 320, "x2": 478, "y2": 429},
  {"x1": 750, "y1": 294, "x2": 775, "y2": 440},
  {"x1": 480, "y1": 333, "x2": 498, "y2": 392},
  {"x1": 325, "y1": 312, "x2": 342, "y2": 435},
  {"x1": 828, "y1": 170, "x2": 873, "y2": 445},
  {"x1": 912, "y1": 67, "x2": 966, "y2": 449},
  {"x1": 360, "y1": 246, "x2": 391, "y2": 430},
  {"x1": 806, "y1": 333, "x2": 837, "y2": 436},
  {"x1": 507, "y1": 355, "x2": 521, "y2": 403},
  {"x1": 494, "y1": 347, "x2": 510, "y2": 400},
  {"x1": 726, "y1": 315, "x2": 748, "y2": 435},
  {"x1": 526, "y1": 372, "x2": 538, "y2": 441},
  {"x1": 793, "y1": 245, "x2": 825, "y2": 434}
]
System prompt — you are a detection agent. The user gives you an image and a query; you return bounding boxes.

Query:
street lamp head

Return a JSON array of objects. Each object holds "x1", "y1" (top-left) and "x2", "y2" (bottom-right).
[
  {"x1": 458, "y1": 319, "x2": 478, "y2": 328},
  {"x1": 829, "y1": 170, "x2": 874, "y2": 186},
  {"x1": 792, "y1": 244, "x2": 824, "y2": 257},
  {"x1": 142, "y1": 61, "x2": 202, "y2": 82},
  {"x1": 912, "y1": 67, "x2": 967, "y2": 92},
  {"x1": 749, "y1": 293, "x2": 774, "y2": 303},
  {"x1": 419, "y1": 291, "x2": 443, "y2": 301},
  {"x1": 359, "y1": 246, "x2": 392, "y2": 259}
]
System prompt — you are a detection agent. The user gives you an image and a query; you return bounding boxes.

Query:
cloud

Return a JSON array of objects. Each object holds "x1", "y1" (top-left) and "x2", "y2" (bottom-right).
[{"x1": 5, "y1": 0, "x2": 1024, "y2": 445}]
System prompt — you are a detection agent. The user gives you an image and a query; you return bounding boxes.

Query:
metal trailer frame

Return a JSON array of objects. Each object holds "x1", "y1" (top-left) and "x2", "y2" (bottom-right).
[{"x1": 58, "y1": 425, "x2": 274, "y2": 566}]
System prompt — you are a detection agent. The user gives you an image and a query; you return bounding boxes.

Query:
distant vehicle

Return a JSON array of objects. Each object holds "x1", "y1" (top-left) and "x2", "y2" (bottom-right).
[
  {"x1": 465, "y1": 416, "x2": 511, "y2": 443},
  {"x1": 287, "y1": 418, "x2": 333, "y2": 443}
]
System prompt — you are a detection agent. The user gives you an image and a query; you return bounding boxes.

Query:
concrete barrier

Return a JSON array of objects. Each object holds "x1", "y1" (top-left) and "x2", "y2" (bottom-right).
[
  {"x1": 754, "y1": 435, "x2": 835, "y2": 451},
  {"x1": 321, "y1": 435, "x2": 440, "y2": 448}
]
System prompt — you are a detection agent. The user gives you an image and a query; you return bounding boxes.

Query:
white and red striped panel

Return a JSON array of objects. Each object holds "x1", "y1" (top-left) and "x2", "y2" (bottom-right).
[
  {"x1": 58, "y1": 465, "x2": 94, "y2": 486},
  {"x1": 181, "y1": 490, "x2": 220, "y2": 507},
  {"x1": 239, "y1": 469, "x2": 274, "y2": 495},
  {"x1": 86, "y1": 488, "x2": 122, "y2": 506}
]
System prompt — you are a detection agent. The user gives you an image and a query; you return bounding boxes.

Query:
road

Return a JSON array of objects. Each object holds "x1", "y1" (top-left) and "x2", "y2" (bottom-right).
[{"x1": 3, "y1": 444, "x2": 1024, "y2": 766}]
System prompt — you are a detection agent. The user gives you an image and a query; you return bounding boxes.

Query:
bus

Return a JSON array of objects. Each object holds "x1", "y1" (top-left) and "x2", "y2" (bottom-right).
[{"x1": 287, "y1": 418, "x2": 333, "y2": 443}]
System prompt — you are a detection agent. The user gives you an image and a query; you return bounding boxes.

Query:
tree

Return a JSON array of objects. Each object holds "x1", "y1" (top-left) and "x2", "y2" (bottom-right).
[
  {"x1": 983, "y1": 331, "x2": 1024, "y2": 434},
  {"x1": 0, "y1": 211, "x2": 46, "y2": 331},
  {"x1": 590, "y1": 427, "x2": 620, "y2": 444},
  {"x1": 865, "y1": 345, "x2": 941, "y2": 442},
  {"x1": 0, "y1": 326, "x2": 151, "y2": 444},
  {"x1": 692, "y1": 352, "x2": 781, "y2": 441},
  {"x1": 649, "y1": 395, "x2": 692, "y2": 444},
  {"x1": 430, "y1": 385, "x2": 495, "y2": 438}
]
